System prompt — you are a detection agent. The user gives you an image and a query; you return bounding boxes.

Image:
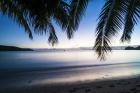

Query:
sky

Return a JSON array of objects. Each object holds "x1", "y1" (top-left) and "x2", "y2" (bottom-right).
[{"x1": 0, "y1": 0, "x2": 140, "y2": 48}]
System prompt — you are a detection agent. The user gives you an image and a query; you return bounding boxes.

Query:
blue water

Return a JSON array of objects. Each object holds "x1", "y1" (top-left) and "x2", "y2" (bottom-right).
[
  {"x1": 0, "y1": 50, "x2": 140, "y2": 87},
  {"x1": 0, "y1": 50, "x2": 140, "y2": 71}
]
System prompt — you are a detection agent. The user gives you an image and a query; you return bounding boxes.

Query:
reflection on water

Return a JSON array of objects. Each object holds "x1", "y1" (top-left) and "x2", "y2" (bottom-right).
[
  {"x1": 0, "y1": 50, "x2": 140, "y2": 70},
  {"x1": 0, "y1": 50, "x2": 140, "y2": 87}
]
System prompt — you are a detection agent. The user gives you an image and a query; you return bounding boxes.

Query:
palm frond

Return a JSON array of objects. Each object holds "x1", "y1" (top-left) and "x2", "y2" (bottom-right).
[
  {"x1": 66, "y1": 0, "x2": 89, "y2": 39},
  {"x1": 53, "y1": 0, "x2": 70, "y2": 31},
  {"x1": 48, "y1": 23, "x2": 58, "y2": 46},
  {"x1": 121, "y1": 0, "x2": 140, "y2": 42},
  {"x1": 94, "y1": 0, "x2": 125, "y2": 60},
  {"x1": 0, "y1": 0, "x2": 33, "y2": 39}
]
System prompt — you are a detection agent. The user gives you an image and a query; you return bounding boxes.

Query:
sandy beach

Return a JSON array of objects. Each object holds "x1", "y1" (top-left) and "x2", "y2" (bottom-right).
[{"x1": 0, "y1": 76, "x2": 140, "y2": 93}]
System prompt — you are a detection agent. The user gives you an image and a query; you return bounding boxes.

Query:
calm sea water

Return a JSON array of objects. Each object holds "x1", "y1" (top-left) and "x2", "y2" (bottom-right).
[{"x1": 0, "y1": 50, "x2": 140, "y2": 87}]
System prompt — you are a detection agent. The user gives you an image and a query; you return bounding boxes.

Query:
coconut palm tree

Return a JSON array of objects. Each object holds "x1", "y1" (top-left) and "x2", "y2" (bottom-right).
[{"x1": 0, "y1": 0, "x2": 89, "y2": 45}]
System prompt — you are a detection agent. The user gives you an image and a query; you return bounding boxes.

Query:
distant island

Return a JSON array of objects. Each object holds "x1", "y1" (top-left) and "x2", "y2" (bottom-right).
[
  {"x1": 0, "y1": 45, "x2": 33, "y2": 51},
  {"x1": 0, "y1": 45, "x2": 140, "y2": 51},
  {"x1": 125, "y1": 46, "x2": 140, "y2": 50}
]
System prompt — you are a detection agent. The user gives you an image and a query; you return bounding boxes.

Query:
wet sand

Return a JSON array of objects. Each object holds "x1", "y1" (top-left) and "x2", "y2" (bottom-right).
[{"x1": 1, "y1": 76, "x2": 140, "y2": 93}]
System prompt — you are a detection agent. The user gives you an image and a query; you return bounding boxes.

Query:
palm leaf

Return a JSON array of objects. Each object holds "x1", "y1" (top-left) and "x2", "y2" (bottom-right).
[
  {"x1": 66, "y1": 0, "x2": 89, "y2": 38},
  {"x1": 0, "y1": 0, "x2": 33, "y2": 39},
  {"x1": 53, "y1": 0, "x2": 70, "y2": 31},
  {"x1": 48, "y1": 23, "x2": 58, "y2": 46},
  {"x1": 94, "y1": 0, "x2": 125, "y2": 60},
  {"x1": 121, "y1": 0, "x2": 140, "y2": 42}
]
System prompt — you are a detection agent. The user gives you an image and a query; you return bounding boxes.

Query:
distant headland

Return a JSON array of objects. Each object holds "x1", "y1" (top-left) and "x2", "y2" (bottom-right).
[
  {"x1": 125, "y1": 46, "x2": 140, "y2": 50},
  {"x1": 0, "y1": 45, "x2": 33, "y2": 51},
  {"x1": 34, "y1": 45, "x2": 140, "y2": 51},
  {"x1": 0, "y1": 45, "x2": 140, "y2": 51}
]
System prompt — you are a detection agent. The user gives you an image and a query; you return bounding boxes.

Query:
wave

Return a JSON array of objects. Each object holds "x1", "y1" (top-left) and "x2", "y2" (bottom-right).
[{"x1": 1, "y1": 61, "x2": 140, "y2": 74}]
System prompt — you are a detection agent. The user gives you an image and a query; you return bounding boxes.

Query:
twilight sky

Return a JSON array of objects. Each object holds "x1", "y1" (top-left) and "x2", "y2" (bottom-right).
[{"x1": 0, "y1": 0, "x2": 140, "y2": 48}]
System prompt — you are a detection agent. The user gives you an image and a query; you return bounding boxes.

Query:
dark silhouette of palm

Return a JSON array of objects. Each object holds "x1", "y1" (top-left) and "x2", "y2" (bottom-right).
[
  {"x1": 94, "y1": 0, "x2": 140, "y2": 59},
  {"x1": 0, "y1": 0, "x2": 89, "y2": 45},
  {"x1": 1, "y1": 0, "x2": 140, "y2": 59}
]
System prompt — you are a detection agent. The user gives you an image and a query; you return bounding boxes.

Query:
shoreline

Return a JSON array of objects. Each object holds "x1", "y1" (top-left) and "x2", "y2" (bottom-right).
[{"x1": 1, "y1": 75, "x2": 140, "y2": 93}]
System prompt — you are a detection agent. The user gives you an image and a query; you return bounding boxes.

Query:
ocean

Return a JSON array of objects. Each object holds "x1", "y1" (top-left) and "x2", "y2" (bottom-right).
[{"x1": 0, "y1": 50, "x2": 140, "y2": 88}]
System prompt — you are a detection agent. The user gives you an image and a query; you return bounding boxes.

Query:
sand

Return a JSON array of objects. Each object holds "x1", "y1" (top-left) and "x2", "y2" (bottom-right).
[{"x1": 1, "y1": 76, "x2": 140, "y2": 93}]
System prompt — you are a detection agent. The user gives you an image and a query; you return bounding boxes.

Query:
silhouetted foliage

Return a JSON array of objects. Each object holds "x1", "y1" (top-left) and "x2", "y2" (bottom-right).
[
  {"x1": 0, "y1": 45, "x2": 33, "y2": 51},
  {"x1": 0, "y1": 0, "x2": 89, "y2": 46},
  {"x1": 94, "y1": 0, "x2": 140, "y2": 59},
  {"x1": 1, "y1": 0, "x2": 140, "y2": 59},
  {"x1": 125, "y1": 46, "x2": 140, "y2": 50}
]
